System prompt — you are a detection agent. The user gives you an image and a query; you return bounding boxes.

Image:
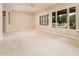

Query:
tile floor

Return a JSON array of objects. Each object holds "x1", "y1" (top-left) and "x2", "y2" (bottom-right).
[{"x1": 0, "y1": 30, "x2": 79, "y2": 56}]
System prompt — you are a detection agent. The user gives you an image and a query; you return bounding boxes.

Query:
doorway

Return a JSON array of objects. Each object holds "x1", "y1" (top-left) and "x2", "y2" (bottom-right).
[{"x1": 3, "y1": 11, "x2": 6, "y2": 33}]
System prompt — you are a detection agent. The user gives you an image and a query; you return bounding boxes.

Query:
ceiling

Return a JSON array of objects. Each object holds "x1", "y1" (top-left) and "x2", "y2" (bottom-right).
[{"x1": 3, "y1": 3, "x2": 56, "y2": 13}]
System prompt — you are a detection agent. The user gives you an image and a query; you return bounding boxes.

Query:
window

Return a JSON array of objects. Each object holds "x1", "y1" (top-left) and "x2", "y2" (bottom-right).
[
  {"x1": 39, "y1": 14, "x2": 49, "y2": 26},
  {"x1": 39, "y1": 6, "x2": 76, "y2": 30},
  {"x1": 52, "y1": 12, "x2": 56, "y2": 27},
  {"x1": 39, "y1": 16, "x2": 42, "y2": 25},
  {"x1": 69, "y1": 7, "x2": 76, "y2": 29},
  {"x1": 43, "y1": 15, "x2": 46, "y2": 26},
  {"x1": 44, "y1": 15, "x2": 47, "y2": 26},
  {"x1": 57, "y1": 9, "x2": 67, "y2": 29},
  {"x1": 47, "y1": 14, "x2": 49, "y2": 26}
]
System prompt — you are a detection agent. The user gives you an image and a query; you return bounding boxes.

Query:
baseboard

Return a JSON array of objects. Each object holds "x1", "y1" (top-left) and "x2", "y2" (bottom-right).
[
  {"x1": 38, "y1": 28, "x2": 79, "y2": 41},
  {"x1": 5, "y1": 28, "x2": 36, "y2": 33}
]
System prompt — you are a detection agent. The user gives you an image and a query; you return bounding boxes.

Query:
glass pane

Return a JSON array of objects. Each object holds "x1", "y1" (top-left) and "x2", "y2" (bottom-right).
[
  {"x1": 69, "y1": 7, "x2": 76, "y2": 29},
  {"x1": 39, "y1": 16, "x2": 41, "y2": 25},
  {"x1": 44, "y1": 15, "x2": 46, "y2": 26},
  {"x1": 52, "y1": 12, "x2": 56, "y2": 27},
  {"x1": 57, "y1": 9, "x2": 67, "y2": 29}
]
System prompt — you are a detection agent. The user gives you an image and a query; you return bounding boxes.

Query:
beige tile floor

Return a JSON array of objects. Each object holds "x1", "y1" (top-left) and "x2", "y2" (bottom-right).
[{"x1": 0, "y1": 30, "x2": 79, "y2": 56}]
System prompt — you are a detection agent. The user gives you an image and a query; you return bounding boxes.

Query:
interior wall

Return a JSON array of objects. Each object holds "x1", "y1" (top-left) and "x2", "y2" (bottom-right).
[
  {"x1": 3, "y1": 10, "x2": 35, "y2": 32},
  {"x1": 3, "y1": 3, "x2": 36, "y2": 32},
  {"x1": 7, "y1": 11, "x2": 35, "y2": 32},
  {"x1": 0, "y1": 4, "x2": 2, "y2": 40},
  {"x1": 36, "y1": 3, "x2": 79, "y2": 40}
]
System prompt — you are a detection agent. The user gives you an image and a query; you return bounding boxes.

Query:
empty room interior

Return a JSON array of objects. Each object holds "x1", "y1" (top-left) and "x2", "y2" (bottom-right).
[{"x1": 0, "y1": 3, "x2": 79, "y2": 56}]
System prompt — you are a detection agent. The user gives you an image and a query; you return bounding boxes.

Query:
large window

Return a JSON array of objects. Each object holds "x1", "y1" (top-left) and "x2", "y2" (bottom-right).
[
  {"x1": 44, "y1": 15, "x2": 46, "y2": 26},
  {"x1": 39, "y1": 14, "x2": 49, "y2": 26},
  {"x1": 47, "y1": 14, "x2": 49, "y2": 26},
  {"x1": 52, "y1": 12, "x2": 56, "y2": 27},
  {"x1": 57, "y1": 9, "x2": 67, "y2": 29},
  {"x1": 39, "y1": 16, "x2": 41, "y2": 25},
  {"x1": 69, "y1": 7, "x2": 76, "y2": 29},
  {"x1": 39, "y1": 7, "x2": 76, "y2": 30}
]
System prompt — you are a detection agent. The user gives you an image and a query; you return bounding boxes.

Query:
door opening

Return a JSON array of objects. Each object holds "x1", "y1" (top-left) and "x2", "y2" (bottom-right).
[{"x1": 3, "y1": 11, "x2": 6, "y2": 33}]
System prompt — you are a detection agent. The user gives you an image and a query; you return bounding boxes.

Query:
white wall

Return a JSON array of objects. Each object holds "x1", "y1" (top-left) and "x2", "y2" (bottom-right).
[
  {"x1": 4, "y1": 11, "x2": 35, "y2": 32},
  {"x1": 36, "y1": 4, "x2": 79, "y2": 40},
  {"x1": 7, "y1": 11, "x2": 35, "y2": 32},
  {"x1": 3, "y1": 4, "x2": 36, "y2": 32},
  {"x1": 0, "y1": 4, "x2": 2, "y2": 40}
]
